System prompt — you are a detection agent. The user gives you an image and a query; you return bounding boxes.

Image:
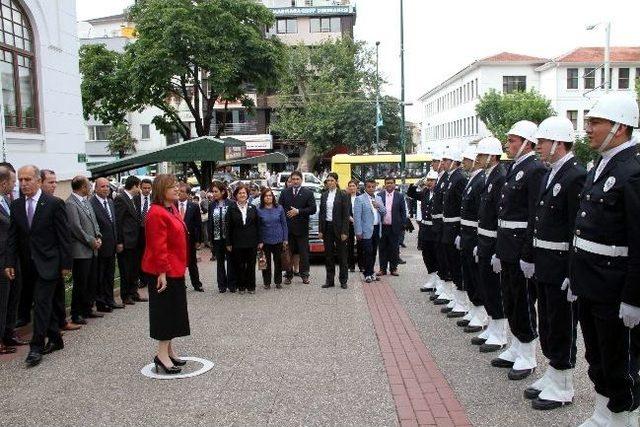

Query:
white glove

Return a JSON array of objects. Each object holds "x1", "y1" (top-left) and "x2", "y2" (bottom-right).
[
  {"x1": 454, "y1": 235, "x2": 461, "y2": 250},
  {"x1": 519, "y1": 260, "x2": 535, "y2": 279},
  {"x1": 473, "y1": 246, "x2": 478, "y2": 264},
  {"x1": 561, "y1": 278, "x2": 578, "y2": 302},
  {"x1": 490, "y1": 255, "x2": 501, "y2": 274},
  {"x1": 619, "y1": 303, "x2": 640, "y2": 329}
]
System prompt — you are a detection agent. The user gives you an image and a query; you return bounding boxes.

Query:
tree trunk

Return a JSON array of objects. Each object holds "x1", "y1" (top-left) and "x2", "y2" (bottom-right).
[{"x1": 297, "y1": 144, "x2": 319, "y2": 172}]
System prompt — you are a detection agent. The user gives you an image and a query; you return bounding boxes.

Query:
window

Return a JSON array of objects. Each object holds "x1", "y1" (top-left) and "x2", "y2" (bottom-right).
[
  {"x1": 0, "y1": 0, "x2": 37, "y2": 131},
  {"x1": 584, "y1": 67, "x2": 596, "y2": 90},
  {"x1": 503, "y1": 76, "x2": 526, "y2": 93},
  {"x1": 566, "y1": 110, "x2": 578, "y2": 130},
  {"x1": 276, "y1": 18, "x2": 297, "y2": 34},
  {"x1": 88, "y1": 125, "x2": 112, "y2": 141},
  {"x1": 600, "y1": 68, "x2": 612, "y2": 89},
  {"x1": 636, "y1": 68, "x2": 640, "y2": 88},
  {"x1": 618, "y1": 68, "x2": 630, "y2": 89},
  {"x1": 475, "y1": 78, "x2": 478, "y2": 97},
  {"x1": 141, "y1": 124, "x2": 150, "y2": 140},
  {"x1": 583, "y1": 110, "x2": 590, "y2": 131},
  {"x1": 566, "y1": 68, "x2": 579, "y2": 89},
  {"x1": 310, "y1": 17, "x2": 340, "y2": 33}
]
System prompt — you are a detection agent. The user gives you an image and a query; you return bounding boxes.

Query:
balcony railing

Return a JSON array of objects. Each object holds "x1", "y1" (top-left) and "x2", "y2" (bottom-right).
[{"x1": 210, "y1": 122, "x2": 258, "y2": 136}]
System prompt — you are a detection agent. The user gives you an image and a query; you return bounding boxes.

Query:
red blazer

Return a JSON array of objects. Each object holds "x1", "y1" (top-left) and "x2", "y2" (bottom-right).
[{"x1": 142, "y1": 204, "x2": 188, "y2": 278}]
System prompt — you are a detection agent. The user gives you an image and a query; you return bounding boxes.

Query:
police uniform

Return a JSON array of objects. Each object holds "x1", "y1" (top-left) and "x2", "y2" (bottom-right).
[
  {"x1": 459, "y1": 168, "x2": 486, "y2": 330},
  {"x1": 431, "y1": 171, "x2": 451, "y2": 304},
  {"x1": 419, "y1": 187, "x2": 438, "y2": 276},
  {"x1": 571, "y1": 143, "x2": 640, "y2": 414}
]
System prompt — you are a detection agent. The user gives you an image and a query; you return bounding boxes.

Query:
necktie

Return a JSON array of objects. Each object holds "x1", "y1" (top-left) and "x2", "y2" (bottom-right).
[
  {"x1": 294, "y1": 187, "x2": 299, "y2": 197},
  {"x1": 180, "y1": 203, "x2": 186, "y2": 218},
  {"x1": 103, "y1": 200, "x2": 112, "y2": 221},
  {"x1": 0, "y1": 197, "x2": 9, "y2": 216},
  {"x1": 142, "y1": 196, "x2": 149, "y2": 219},
  {"x1": 27, "y1": 197, "x2": 34, "y2": 227}
]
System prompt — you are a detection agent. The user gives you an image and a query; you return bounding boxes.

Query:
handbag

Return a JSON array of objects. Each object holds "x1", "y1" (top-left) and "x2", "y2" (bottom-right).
[{"x1": 258, "y1": 250, "x2": 267, "y2": 270}]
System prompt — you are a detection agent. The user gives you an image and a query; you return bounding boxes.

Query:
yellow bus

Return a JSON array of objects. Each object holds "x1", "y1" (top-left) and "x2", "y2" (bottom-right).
[{"x1": 331, "y1": 153, "x2": 433, "y2": 185}]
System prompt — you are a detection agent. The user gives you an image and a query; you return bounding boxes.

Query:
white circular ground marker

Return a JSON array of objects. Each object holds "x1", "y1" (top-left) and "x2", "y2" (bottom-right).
[{"x1": 140, "y1": 357, "x2": 214, "y2": 380}]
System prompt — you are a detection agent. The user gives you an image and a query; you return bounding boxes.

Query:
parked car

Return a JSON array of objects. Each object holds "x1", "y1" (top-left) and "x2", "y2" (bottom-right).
[{"x1": 273, "y1": 172, "x2": 322, "y2": 189}]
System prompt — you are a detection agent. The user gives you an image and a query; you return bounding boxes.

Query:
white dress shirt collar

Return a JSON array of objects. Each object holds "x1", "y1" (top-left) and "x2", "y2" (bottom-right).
[
  {"x1": 594, "y1": 138, "x2": 638, "y2": 181},
  {"x1": 514, "y1": 151, "x2": 535, "y2": 167}
]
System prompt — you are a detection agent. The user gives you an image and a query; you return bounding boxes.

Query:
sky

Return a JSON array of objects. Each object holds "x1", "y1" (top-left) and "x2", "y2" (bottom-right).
[{"x1": 76, "y1": 0, "x2": 640, "y2": 121}]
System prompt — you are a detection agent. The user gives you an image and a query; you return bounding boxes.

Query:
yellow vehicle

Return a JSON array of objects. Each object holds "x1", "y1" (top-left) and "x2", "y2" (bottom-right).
[{"x1": 331, "y1": 153, "x2": 433, "y2": 185}]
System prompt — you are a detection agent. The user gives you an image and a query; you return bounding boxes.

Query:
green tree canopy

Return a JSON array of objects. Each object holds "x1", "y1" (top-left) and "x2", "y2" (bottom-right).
[
  {"x1": 271, "y1": 39, "x2": 402, "y2": 170},
  {"x1": 107, "y1": 123, "x2": 137, "y2": 159}
]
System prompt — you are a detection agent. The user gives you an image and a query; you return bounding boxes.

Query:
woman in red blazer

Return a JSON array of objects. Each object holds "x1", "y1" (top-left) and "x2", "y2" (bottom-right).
[{"x1": 141, "y1": 174, "x2": 190, "y2": 375}]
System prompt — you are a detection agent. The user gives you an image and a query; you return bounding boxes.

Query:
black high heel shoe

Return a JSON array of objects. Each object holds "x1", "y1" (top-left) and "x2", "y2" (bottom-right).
[
  {"x1": 154, "y1": 356, "x2": 181, "y2": 374},
  {"x1": 169, "y1": 355, "x2": 187, "y2": 366}
]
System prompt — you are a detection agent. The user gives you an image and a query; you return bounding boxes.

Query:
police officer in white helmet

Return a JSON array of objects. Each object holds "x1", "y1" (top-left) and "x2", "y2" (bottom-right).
[
  {"x1": 570, "y1": 92, "x2": 640, "y2": 427},
  {"x1": 417, "y1": 169, "x2": 440, "y2": 293}
]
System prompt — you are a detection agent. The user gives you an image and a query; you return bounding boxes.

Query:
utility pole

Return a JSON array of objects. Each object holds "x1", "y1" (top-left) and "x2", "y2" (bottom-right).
[
  {"x1": 399, "y1": 0, "x2": 406, "y2": 183},
  {"x1": 375, "y1": 41, "x2": 380, "y2": 153}
]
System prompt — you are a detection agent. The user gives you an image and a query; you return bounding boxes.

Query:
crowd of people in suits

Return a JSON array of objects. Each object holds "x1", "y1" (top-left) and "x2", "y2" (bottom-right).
[{"x1": 414, "y1": 92, "x2": 640, "y2": 427}]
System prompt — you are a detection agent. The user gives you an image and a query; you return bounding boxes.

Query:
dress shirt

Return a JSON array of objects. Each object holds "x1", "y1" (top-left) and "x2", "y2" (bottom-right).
[
  {"x1": 326, "y1": 188, "x2": 337, "y2": 221},
  {"x1": 383, "y1": 191, "x2": 394, "y2": 225},
  {"x1": 350, "y1": 194, "x2": 356, "y2": 211},
  {"x1": 123, "y1": 189, "x2": 134, "y2": 200},
  {"x1": 546, "y1": 152, "x2": 574, "y2": 188},
  {"x1": 237, "y1": 202, "x2": 248, "y2": 225},
  {"x1": 465, "y1": 169, "x2": 483, "y2": 189},
  {"x1": 369, "y1": 193, "x2": 380, "y2": 226},
  {"x1": 179, "y1": 200, "x2": 188, "y2": 218},
  {"x1": 514, "y1": 150, "x2": 535, "y2": 168},
  {"x1": 25, "y1": 188, "x2": 42, "y2": 217},
  {"x1": 594, "y1": 138, "x2": 638, "y2": 181},
  {"x1": 72, "y1": 192, "x2": 86, "y2": 203},
  {"x1": 484, "y1": 163, "x2": 498, "y2": 183},
  {"x1": 96, "y1": 195, "x2": 113, "y2": 221}
]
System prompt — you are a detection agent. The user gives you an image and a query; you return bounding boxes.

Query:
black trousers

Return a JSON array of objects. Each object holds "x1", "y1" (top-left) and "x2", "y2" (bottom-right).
[
  {"x1": 17, "y1": 263, "x2": 34, "y2": 323},
  {"x1": 0, "y1": 275, "x2": 17, "y2": 340},
  {"x1": 500, "y1": 261, "x2": 537, "y2": 343},
  {"x1": 286, "y1": 234, "x2": 310, "y2": 279},
  {"x1": 323, "y1": 223, "x2": 348, "y2": 286},
  {"x1": 361, "y1": 225, "x2": 380, "y2": 277},
  {"x1": 262, "y1": 243, "x2": 283, "y2": 286},
  {"x1": 212, "y1": 240, "x2": 235, "y2": 291},
  {"x1": 444, "y1": 244, "x2": 463, "y2": 289},
  {"x1": 537, "y1": 280, "x2": 577, "y2": 370},
  {"x1": 347, "y1": 223, "x2": 363, "y2": 271},
  {"x1": 379, "y1": 225, "x2": 399, "y2": 272},
  {"x1": 420, "y1": 239, "x2": 438, "y2": 273},
  {"x1": 435, "y1": 242, "x2": 450, "y2": 281},
  {"x1": 478, "y1": 255, "x2": 505, "y2": 319},
  {"x1": 187, "y1": 239, "x2": 202, "y2": 289},
  {"x1": 21, "y1": 263, "x2": 61, "y2": 352},
  {"x1": 71, "y1": 257, "x2": 96, "y2": 319},
  {"x1": 96, "y1": 255, "x2": 116, "y2": 307},
  {"x1": 53, "y1": 277, "x2": 66, "y2": 327},
  {"x1": 579, "y1": 296, "x2": 640, "y2": 413},
  {"x1": 232, "y1": 247, "x2": 256, "y2": 291},
  {"x1": 117, "y1": 248, "x2": 139, "y2": 300},
  {"x1": 461, "y1": 248, "x2": 482, "y2": 305}
]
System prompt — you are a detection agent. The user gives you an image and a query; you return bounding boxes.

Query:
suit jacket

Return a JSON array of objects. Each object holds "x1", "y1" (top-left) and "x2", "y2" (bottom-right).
[
  {"x1": 431, "y1": 171, "x2": 449, "y2": 239},
  {"x1": 441, "y1": 168, "x2": 468, "y2": 245},
  {"x1": 278, "y1": 186, "x2": 317, "y2": 237},
  {"x1": 477, "y1": 164, "x2": 507, "y2": 258},
  {"x1": 179, "y1": 200, "x2": 202, "y2": 244},
  {"x1": 141, "y1": 205, "x2": 187, "y2": 278},
  {"x1": 377, "y1": 190, "x2": 407, "y2": 235},
  {"x1": 207, "y1": 199, "x2": 234, "y2": 241},
  {"x1": 114, "y1": 191, "x2": 141, "y2": 249},
  {"x1": 90, "y1": 195, "x2": 117, "y2": 257},
  {"x1": 319, "y1": 189, "x2": 350, "y2": 236},
  {"x1": 225, "y1": 203, "x2": 260, "y2": 249},
  {"x1": 66, "y1": 194, "x2": 102, "y2": 259},
  {"x1": 419, "y1": 189, "x2": 439, "y2": 243},
  {"x1": 6, "y1": 192, "x2": 72, "y2": 281},
  {"x1": 0, "y1": 196, "x2": 11, "y2": 287},
  {"x1": 353, "y1": 192, "x2": 386, "y2": 239}
]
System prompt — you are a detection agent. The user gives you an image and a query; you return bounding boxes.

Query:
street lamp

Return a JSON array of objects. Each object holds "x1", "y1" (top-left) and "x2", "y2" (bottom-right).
[
  {"x1": 586, "y1": 22, "x2": 611, "y2": 93},
  {"x1": 399, "y1": 0, "x2": 406, "y2": 183},
  {"x1": 375, "y1": 41, "x2": 381, "y2": 153}
]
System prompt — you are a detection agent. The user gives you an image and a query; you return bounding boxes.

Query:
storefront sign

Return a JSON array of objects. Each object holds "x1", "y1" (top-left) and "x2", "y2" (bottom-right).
[{"x1": 271, "y1": 5, "x2": 355, "y2": 17}]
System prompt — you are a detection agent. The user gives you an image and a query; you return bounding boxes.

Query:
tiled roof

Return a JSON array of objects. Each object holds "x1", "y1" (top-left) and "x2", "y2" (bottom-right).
[
  {"x1": 479, "y1": 52, "x2": 549, "y2": 63},
  {"x1": 553, "y1": 47, "x2": 640, "y2": 63}
]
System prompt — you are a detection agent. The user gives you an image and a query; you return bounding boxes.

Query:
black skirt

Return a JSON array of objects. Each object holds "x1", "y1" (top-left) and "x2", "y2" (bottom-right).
[{"x1": 145, "y1": 273, "x2": 191, "y2": 341}]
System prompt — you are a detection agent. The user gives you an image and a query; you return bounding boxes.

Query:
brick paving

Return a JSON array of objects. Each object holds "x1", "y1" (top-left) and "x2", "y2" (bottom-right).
[{"x1": 364, "y1": 280, "x2": 472, "y2": 427}]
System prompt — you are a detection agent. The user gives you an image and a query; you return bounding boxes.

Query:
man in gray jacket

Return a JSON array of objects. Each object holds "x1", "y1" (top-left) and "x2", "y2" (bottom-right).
[{"x1": 66, "y1": 176, "x2": 102, "y2": 325}]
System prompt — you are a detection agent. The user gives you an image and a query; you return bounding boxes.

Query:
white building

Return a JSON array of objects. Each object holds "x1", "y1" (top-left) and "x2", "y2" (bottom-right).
[
  {"x1": 2, "y1": 0, "x2": 86, "y2": 190},
  {"x1": 419, "y1": 47, "x2": 640, "y2": 154}
]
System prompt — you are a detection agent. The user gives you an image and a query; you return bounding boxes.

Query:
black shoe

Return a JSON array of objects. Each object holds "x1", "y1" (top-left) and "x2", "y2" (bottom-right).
[
  {"x1": 456, "y1": 319, "x2": 470, "y2": 327},
  {"x1": 464, "y1": 325, "x2": 483, "y2": 333},
  {"x1": 25, "y1": 351, "x2": 42, "y2": 366},
  {"x1": 321, "y1": 284, "x2": 335, "y2": 288},
  {"x1": 194, "y1": 286, "x2": 204, "y2": 292},
  {"x1": 85, "y1": 311, "x2": 104, "y2": 319},
  {"x1": 3, "y1": 335, "x2": 28, "y2": 346},
  {"x1": 275, "y1": 284, "x2": 282, "y2": 289},
  {"x1": 479, "y1": 343, "x2": 504, "y2": 353},
  {"x1": 248, "y1": 290, "x2": 255, "y2": 294},
  {"x1": 397, "y1": 259, "x2": 407, "y2": 265},
  {"x1": 71, "y1": 316, "x2": 87, "y2": 325},
  {"x1": 264, "y1": 284, "x2": 271, "y2": 289},
  {"x1": 154, "y1": 356, "x2": 181, "y2": 374},
  {"x1": 110, "y1": 303, "x2": 125, "y2": 309},
  {"x1": 508, "y1": 367, "x2": 535, "y2": 380},
  {"x1": 440, "y1": 306, "x2": 453, "y2": 313},
  {"x1": 349, "y1": 268, "x2": 356, "y2": 273},
  {"x1": 400, "y1": 243, "x2": 407, "y2": 248},
  {"x1": 471, "y1": 336, "x2": 487, "y2": 346},
  {"x1": 341, "y1": 284, "x2": 348, "y2": 289},
  {"x1": 429, "y1": 294, "x2": 439, "y2": 301},
  {"x1": 491, "y1": 358, "x2": 515, "y2": 368},
  {"x1": 169, "y1": 356, "x2": 187, "y2": 367},
  {"x1": 219, "y1": 289, "x2": 227, "y2": 293},
  {"x1": 123, "y1": 297, "x2": 135, "y2": 305},
  {"x1": 433, "y1": 298, "x2": 449, "y2": 305},
  {"x1": 229, "y1": 289, "x2": 237, "y2": 293},
  {"x1": 446, "y1": 311, "x2": 466, "y2": 318},
  {"x1": 15, "y1": 318, "x2": 28, "y2": 328},
  {"x1": 43, "y1": 340, "x2": 64, "y2": 355},
  {"x1": 133, "y1": 294, "x2": 148, "y2": 302},
  {"x1": 96, "y1": 305, "x2": 113, "y2": 313},
  {"x1": 420, "y1": 287, "x2": 435, "y2": 293},
  {"x1": 524, "y1": 387, "x2": 542, "y2": 400},
  {"x1": 531, "y1": 398, "x2": 571, "y2": 411}
]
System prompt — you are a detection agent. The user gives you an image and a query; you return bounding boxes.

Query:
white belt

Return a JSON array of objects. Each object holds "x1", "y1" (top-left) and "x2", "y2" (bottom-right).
[
  {"x1": 432, "y1": 214, "x2": 443, "y2": 219},
  {"x1": 421, "y1": 220, "x2": 433, "y2": 226},
  {"x1": 460, "y1": 219, "x2": 478, "y2": 228},
  {"x1": 443, "y1": 216, "x2": 461, "y2": 223},
  {"x1": 498, "y1": 219, "x2": 528, "y2": 229},
  {"x1": 477, "y1": 227, "x2": 497, "y2": 238},
  {"x1": 573, "y1": 236, "x2": 628, "y2": 257},
  {"x1": 533, "y1": 238, "x2": 570, "y2": 252}
]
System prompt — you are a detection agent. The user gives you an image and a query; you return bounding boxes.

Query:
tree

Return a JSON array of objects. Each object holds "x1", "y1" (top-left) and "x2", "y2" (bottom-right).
[
  {"x1": 270, "y1": 39, "x2": 402, "y2": 171},
  {"x1": 79, "y1": 0, "x2": 284, "y2": 184},
  {"x1": 107, "y1": 123, "x2": 137, "y2": 159},
  {"x1": 573, "y1": 135, "x2": 598, "y2": 166},
  {"x1": 475, "y1": 89, "x2": 555, "y2": 143}
]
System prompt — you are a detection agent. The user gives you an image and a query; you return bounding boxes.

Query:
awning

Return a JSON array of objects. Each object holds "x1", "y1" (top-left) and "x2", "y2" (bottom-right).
[
  {"x1": 88, "y1": 136, "x2": 245, "y2": 178},
  {"x1": 219, "y1": 152, "x2": 288, "y2": 167}
]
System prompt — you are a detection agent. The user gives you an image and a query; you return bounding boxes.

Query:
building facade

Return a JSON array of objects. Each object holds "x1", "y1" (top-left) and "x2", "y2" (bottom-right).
[
  {"x1": 2, "y1": 0, "x2": 86, "y2": 192},
  {"x1": 419, "y1": 48, "x2": 640, "y2": 154}
]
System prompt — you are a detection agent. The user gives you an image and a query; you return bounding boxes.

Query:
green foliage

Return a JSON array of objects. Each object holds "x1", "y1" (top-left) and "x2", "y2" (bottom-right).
[
  {"x1": 475, "y1": 89, "x2": 555, "y2": 143},
  {"x1": 107, "y1": 123, "x2": 137, "y2": 158},
  {"x1": 271, "y1": 39, "x2": 402, "y2": 158},
  {"x1": 573, "y1": 136, "x2": 598, "y2": 166}
]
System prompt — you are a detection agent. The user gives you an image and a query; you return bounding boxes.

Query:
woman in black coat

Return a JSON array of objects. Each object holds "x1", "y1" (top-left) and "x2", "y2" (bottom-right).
[{"x1": 225, "y1": 185, "x2": 260, "y2": 294}]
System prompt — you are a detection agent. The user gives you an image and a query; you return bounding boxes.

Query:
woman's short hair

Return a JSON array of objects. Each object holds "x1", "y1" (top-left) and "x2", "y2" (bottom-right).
[
  {"x1": 151, "y1": 174, "x2": 177, "y2": 205},
  {"x1": 259, "y1": 187, "x2": 278, "y2": 208},
  {"x1": 210, "y1": 180, "x2": 228, "y2": 199},
  {"x1": 233, "y1": 183, "x2": 249, "y2": 199},
  {"x1": 347, "y1": 179, "x2": 359, "y2": 187}
]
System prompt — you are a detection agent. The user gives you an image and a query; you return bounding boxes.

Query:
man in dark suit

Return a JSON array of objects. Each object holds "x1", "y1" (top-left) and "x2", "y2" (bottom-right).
[
  {"x1": 134, "y1": 178, "x2": 152, "y2": 288},
  {"x1": 278, "y1": 170, "x2": 317, "y2": 284},
  {"x1": 318, "y1": 172, "x2": 350, "y2": 289},
  {"x1": 91, "y1": 178, "x2": 124, "y2": 312},
  {"x1": 377, "y1": 177, "x2": 407, "y2": 276},
  {"x1": 114, "y1": 176, "x2": 146, "y2": 305},
  {"x1": 178, "y1": 182, "x2": 203, "y2": 291},
  {"x1": 5, "y1": 165, "x2": 72, "y2": 366}
]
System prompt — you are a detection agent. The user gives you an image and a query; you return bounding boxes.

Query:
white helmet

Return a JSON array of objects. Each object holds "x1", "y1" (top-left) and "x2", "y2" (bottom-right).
[
  {"x1": 508, "y1": 120, "x2": 538, "y2": 144},
  {"x1": 462, "y1": 147, "x2": 477, "y2": 161},
  {"x1": 476, "y1": 137, "x2": 503, "y2": 156},
  {"x1": 535, "y1": 116, "x2": 575, "y2": 142},
  {"x1": 443, "y1": 148, "x2": 462, "y2": 162},
  {"x1": 426, "y1": 170, "x2": 438, "y2": 180},
  {"x1": 586, "y1": 92, "x2": 639, "y2": 128}
]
